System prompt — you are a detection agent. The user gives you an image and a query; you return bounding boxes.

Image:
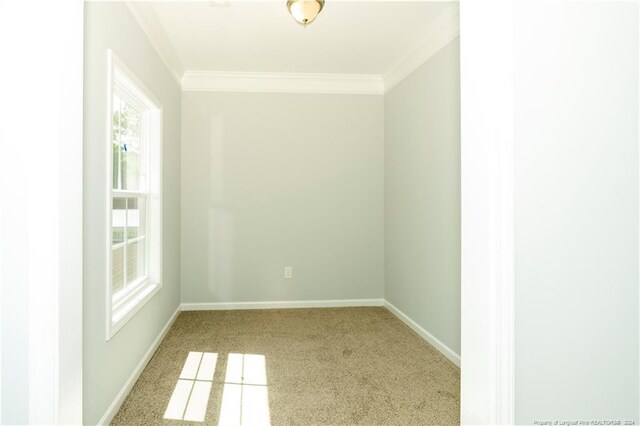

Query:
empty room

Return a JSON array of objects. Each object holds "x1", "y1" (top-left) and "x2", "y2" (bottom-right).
[
  {"x1": 86, "y1": 1, "x2": 462, "y2": 424},
  {"x1": 1, "y1": 0, "x2": 639, "y2": 425}
]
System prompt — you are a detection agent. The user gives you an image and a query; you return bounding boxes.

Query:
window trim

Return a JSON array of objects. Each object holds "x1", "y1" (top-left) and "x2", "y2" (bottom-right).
[{"x1": 105, "y1": 50, "x2": 163, "y2": 340}]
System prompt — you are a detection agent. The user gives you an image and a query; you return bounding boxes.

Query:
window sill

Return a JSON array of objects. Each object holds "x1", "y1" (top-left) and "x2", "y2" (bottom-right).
[{"x1": 107, "y1": 280, "x2": 162, "y2": 340}]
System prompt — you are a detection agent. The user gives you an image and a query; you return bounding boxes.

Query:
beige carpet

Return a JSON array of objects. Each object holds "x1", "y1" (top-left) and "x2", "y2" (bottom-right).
[{"x1": 111, "y1": 307, "x2": 460, "y2": 425}]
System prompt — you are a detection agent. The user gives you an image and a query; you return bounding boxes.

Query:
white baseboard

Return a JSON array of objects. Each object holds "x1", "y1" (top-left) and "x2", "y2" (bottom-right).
[
  {"x1": 98, "y1": 305, "x2": 181, "y2": 426},
  {"x1": 181, "y1": 298, "x2": 384, "y2": 311},
  {"x1": 383, "y1": 300, "x2": 461, "y2": 367}
]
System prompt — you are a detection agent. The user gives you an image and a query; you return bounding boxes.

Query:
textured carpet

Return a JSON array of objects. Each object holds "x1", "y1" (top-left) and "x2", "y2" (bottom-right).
[{"x1": 111, "y1": 307, "x2": 460, "y2": 425}]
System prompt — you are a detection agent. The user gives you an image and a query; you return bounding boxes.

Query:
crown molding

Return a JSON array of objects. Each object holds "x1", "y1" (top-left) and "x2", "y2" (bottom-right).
[
  {"x1": 125, "y1": 2, "x2": 185, "y2": 86},
  {"x1": 383, "y1": 3, "x2": 460, "y2": 93},
  {"x1": 124, "y1": 1, "x2": 457, "y2": 95},
  {"x1": 181, "y1": 71, "x2": 384, "y2": 95}
]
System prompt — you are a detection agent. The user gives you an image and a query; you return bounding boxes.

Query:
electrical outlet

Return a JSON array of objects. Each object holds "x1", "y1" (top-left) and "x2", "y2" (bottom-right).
[{"x1": 284, "y1": 267, "x2": 293, "y2": 279}]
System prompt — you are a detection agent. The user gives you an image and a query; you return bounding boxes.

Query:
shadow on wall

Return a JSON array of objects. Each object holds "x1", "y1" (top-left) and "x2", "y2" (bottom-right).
[
  {"x1": 164, "y1": 351, "x2": 270, "y2": 424},
  {"x1": 208, "y1": 114, "x2": 236, "y2": 302}
]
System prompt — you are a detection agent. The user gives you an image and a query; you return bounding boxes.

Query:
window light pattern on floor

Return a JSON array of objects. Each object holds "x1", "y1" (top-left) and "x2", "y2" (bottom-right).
[
  {"x1": 164, "y1": 352, "x2": 271, "y2": 425},
  {"x1": 218, "y1": 353, "x2": 270, "y2": 426},
  {"x1": 164, "y1": 352, "x2": 218, "y2": 421}
]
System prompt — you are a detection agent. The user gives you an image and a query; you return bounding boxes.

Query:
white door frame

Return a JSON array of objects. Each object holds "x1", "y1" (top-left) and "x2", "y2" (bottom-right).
[
  {"x1": 460, "y1": 0, "x2": 515, "y2": 424},
  {"x1": 0, "y1": 0, "x2": 84, "y2": 424},
  {"x1": 1, "y1": 0, "x2": 518, "y2": 423}
]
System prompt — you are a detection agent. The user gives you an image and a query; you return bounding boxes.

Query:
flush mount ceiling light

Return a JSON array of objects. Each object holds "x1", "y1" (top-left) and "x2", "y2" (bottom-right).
[{"x1": 287, "y1": 0, "x2": 325, "y2": 27}]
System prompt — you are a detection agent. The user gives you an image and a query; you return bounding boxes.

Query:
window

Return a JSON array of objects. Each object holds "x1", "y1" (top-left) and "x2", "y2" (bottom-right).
[{"x1": 106, "y1": 50, "x2": 162, "y2": 339}]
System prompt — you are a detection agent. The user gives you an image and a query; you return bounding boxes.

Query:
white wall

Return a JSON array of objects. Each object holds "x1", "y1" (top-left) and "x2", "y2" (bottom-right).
[
  {"x1": 83, "y1": 3, "x2": 181, "y2": 424},
  {"x1": 1, "y1": 0, "x2": 84, "y2": 423},
  {"x1": 181, "y1": 92, "x2": 384, "y2": 304},
  {"x1": 514, "y1": 1, "x2": 639, "y2": 423},
  {"x1": 384, "y1": 38, "x2": 461, "y2": 356}
]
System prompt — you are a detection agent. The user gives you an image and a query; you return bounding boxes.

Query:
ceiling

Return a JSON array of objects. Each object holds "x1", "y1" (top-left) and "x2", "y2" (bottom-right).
[{"x1": 150, "y1": 1, "x2": 457, "y2": 76}]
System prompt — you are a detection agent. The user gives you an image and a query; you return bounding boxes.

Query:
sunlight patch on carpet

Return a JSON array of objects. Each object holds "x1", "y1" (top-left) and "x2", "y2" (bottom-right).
[
  {"x1": 218, "y1": 353, "x2": 270, "y2": 426},
  {"x1": 164, "y1": 351, "x2": 218, "y2": 422}
]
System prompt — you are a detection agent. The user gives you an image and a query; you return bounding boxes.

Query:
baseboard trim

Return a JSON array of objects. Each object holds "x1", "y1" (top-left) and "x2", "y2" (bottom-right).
[
  {"x1": 98, "y1": 305, "x2": 182, "y2": 426},
  {"x1": 181, "y1": 298, "x2": 384, "y2": 311},
  {"x1": 383, "y1": 300, "x2": 461, "y2": 367}
]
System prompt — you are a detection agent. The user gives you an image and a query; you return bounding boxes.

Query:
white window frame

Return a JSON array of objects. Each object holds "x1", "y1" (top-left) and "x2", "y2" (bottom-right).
[{"x1": 105, "y1": 50, "x2": 163, "y2": 340}]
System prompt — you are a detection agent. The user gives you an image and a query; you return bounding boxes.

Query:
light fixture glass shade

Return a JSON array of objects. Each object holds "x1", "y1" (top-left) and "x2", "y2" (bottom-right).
[{"x1": 287, "y1": 0, "x2": 324, "y2": 26}]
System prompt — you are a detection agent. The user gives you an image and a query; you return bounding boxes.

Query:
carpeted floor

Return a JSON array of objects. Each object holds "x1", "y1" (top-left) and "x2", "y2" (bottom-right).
[{"x1": 111, "y1": 307, "x2": 460, "y2": 425}]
